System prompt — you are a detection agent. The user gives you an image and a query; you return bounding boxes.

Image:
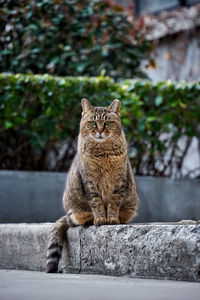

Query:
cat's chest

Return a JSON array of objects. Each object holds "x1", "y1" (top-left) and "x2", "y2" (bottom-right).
[
  {"x1": 85, "y1": 156, "x2": 127, "y2": 200},
  {"x1": 87, "y1": 156, "x2": 125, "y2": 176}
]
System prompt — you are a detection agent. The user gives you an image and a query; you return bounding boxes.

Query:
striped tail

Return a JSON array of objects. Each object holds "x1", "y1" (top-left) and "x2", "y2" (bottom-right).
[{"x1": 46, "y1": 216, "x2": 69, "y2": 273}]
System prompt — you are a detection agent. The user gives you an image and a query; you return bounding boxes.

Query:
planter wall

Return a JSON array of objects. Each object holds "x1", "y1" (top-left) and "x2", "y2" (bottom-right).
[{"x1": 0, "y1": 170, "x2": 199, "y2": 223}]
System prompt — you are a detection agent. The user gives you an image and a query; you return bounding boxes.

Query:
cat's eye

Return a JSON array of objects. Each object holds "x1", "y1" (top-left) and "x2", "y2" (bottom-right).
[
  {"x1": 105, "y1": 121, "x2": 111, "y2": 125},
  {"x1": 90, "y1": 121, "x2": 97, "y2": 126}
]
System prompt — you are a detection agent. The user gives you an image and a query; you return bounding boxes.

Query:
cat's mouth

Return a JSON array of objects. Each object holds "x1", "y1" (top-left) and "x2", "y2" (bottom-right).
[
  {"x1": 96, "y1": 136, "x2": 105, "y2": 141},
  {"x1": 92, "y1": 132, "x2": 107, "y2": 142},
  {"x1": 94, "y1": 136, "x2": 106, "y2": 142}
]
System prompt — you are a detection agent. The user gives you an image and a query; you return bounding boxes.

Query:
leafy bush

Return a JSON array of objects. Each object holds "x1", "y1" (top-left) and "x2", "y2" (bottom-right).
[
  {"x1": 0, "y1": 0, "x2": 152, "y2": 78},
  {"x1": 0, "y1": 73, "x2": 200, "y2": 178}
]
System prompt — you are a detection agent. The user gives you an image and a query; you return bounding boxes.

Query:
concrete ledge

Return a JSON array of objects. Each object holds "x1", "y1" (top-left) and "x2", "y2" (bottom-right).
[
  {"x1": 0, "y1": 224, "x2": 51, "y2": 272},
  {"x1": 1, "y1": 171, "x2": 200, "y2": 223},
  {"x1": 0, "y1": 223, "x2": 200, "y2": 281}
]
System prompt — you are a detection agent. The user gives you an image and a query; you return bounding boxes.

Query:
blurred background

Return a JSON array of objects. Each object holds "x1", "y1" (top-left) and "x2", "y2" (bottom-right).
[{"x1": 0, "y1": 0, "x2": 200, "y2": 223}]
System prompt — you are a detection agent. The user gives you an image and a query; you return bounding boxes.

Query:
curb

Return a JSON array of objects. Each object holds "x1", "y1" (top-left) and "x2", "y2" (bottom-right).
[{"x1": 0, "y1": 223, "x2": 200, "y2": 281}]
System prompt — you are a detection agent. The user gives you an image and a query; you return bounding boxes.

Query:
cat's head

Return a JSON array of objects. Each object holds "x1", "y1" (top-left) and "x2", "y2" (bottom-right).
[{"x1": 80, "y1": 99, "x2": 122, "y2": 143}]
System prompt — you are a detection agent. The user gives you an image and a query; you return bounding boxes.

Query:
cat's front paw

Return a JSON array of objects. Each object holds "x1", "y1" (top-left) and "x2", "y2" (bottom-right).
[
  {"x1": 94, "y1": 217, "x2": 107, "y2": 226},
  {"x1": 107, "y1": 216, "x2": 120, "y2": 225}
]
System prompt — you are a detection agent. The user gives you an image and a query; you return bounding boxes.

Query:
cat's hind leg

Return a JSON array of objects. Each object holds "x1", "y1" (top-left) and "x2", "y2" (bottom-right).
[
  {"x1": 68, "y1": 211, "x2": 94, "y2": 226},
  {"x1": 119, "y1": 207, "x2": 136, "y2": 224},
  {"x1": 119, "y1": 194, "x2": 138, "y2": 224}
]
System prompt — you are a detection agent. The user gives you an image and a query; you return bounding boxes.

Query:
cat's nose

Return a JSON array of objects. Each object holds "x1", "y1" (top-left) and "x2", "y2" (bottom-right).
[{"x1": 97, "y1": 127, "x2": 104, "y2": 134}]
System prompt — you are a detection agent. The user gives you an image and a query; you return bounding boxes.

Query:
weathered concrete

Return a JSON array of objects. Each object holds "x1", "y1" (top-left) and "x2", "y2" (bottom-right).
[
  {"x1": 1, "y1": 270, "x2": 200, "y2": 300},
  {"x1": 77, "y1": 224, "x2": 200, "y2": 282},
  {"x1": 0, "y1": 223, "x2": 200, "y2": 282},
  {"x1": 0, "y1": 223, "x2": 51, "y2": 272},
  {"x1": 0, "y1": 171, "x2": 200, "y2": 223}
]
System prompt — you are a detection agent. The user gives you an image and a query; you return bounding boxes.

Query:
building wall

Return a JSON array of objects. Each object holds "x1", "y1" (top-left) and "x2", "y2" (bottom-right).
[
  {"x1": 145, "y1": 29, "x2": 200, "y2": 83},
  {"x1": 143, "y1": 29, "x2": 200, "y2": 179}
]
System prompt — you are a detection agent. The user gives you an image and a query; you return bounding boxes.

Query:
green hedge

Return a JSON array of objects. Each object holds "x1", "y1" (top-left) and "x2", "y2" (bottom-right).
[
  {"x1": 0, "y1": 0, "x2": 152, "y2": 78},
  {"x1": 0, "y1": 73, "x2": 200, "y2": 177}
]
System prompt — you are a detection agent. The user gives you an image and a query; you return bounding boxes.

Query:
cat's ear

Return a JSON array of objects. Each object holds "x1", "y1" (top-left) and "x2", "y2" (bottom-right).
[
  {"x1": 109, "y1": 99, "x2": 121, "y2": 114},
  {"x1": 81, "y1": 98, "x2": 92, "y2": 113}
]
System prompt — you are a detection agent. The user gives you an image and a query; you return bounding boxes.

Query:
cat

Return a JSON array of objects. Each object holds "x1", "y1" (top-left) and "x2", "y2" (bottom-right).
[{"x1": 46, "y1": 98, "x2": 139, "y2": 273}]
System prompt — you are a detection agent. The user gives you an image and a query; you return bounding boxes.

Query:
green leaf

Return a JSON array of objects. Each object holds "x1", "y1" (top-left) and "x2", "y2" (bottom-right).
[
  {"x1": 76, "y1": 62, "x2": 88, "y2": 73},
  {"x1": 147, "y1": 116, "x2": 157, "y2": 122},
  {"x1": 155, "y1": 95, "x2": 163, "y2": 106},
  {"x1": 4, "y1": 121, "x2": 13, "y2": 129},
  {"x1": 122, "y1": 118, "x2": 130, "y2": 126}
]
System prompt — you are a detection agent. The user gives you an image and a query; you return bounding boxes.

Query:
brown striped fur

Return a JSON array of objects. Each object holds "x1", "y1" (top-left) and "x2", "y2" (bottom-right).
[{"x1": 46, "y1": 99, "x2": 139, "y2": 273}]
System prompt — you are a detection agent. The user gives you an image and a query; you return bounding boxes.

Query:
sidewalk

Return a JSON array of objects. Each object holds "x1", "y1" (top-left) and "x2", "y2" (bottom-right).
[{"x1": 0, "y1": 270, "x2": 200, "y2": 300}]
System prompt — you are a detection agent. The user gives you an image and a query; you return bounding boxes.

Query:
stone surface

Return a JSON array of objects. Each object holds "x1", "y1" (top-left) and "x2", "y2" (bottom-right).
[
  {"x1": 0, "y1": 171, "x2": 200, "y2": 223},
  {"x1": 1, "y1": 270, "x2": 200, "y2": 300},
  {"x1": 61, "y1": 226, "x2": 82, "y2": 274},
  {"x1": 78, "y1": 224, "x2": 200, "y2": 281},
  {"x1": 0, "y1": 224, "x2": 51, "y2": 271},
  {"x1": 0, "y1": 223, "x2": 200, "y2": 281},
  {"x1": 144, "y1": 4, "x2": 200, "y2": 41},
  {"x1": 145, "y1": 32, "x2": 200, "y2": 84}
]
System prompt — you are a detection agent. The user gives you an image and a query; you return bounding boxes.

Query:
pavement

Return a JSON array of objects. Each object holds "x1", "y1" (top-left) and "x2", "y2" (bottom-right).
[{"x1": 0, "y1": 270, "x2": 200, "y2": 300}]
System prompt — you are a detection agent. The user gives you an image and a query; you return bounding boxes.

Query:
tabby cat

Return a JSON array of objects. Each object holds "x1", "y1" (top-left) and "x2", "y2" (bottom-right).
[{"x1": 46, "y1": 99, "x2": 139, "y2": 273}]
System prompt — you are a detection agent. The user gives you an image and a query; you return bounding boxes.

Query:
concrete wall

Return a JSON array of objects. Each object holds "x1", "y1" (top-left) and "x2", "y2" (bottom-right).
[
  {"x1": 0, "y1": 170, "x2": 199, "y2": 223},
  {"x1": 0, "y1": 171, "x2": 65, "y2": 223}
]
